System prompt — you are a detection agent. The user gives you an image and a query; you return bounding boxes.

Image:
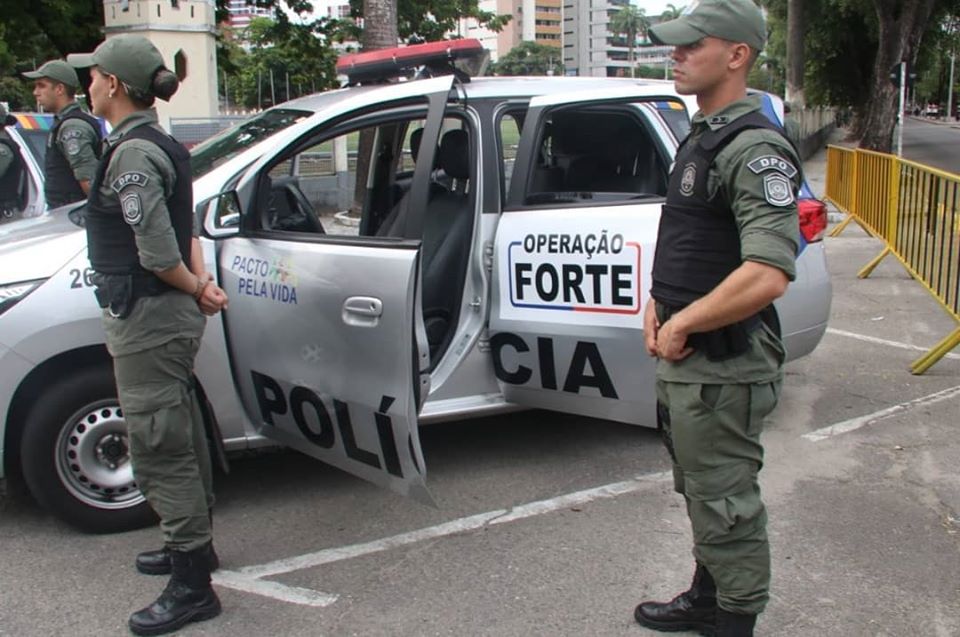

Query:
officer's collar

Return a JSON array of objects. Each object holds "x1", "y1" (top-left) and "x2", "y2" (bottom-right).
[
  {"x1": 692, "y1": 94, "x2": 764, "y2": 132},
  {"x1": 55, "y1": 101, "x2": 80, "y2": 121},
  {"x1": 105, "y1": 109, "x2": 159, "y2": 146}
]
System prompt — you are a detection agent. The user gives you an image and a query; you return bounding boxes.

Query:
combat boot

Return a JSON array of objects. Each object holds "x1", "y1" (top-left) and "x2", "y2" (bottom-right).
[
  {"x1": 714, "y1": 609, "x2": 757, "y2": 637},
  {"x1": 128, "y1": 544, "x2": 222, "y2": 636},
  {"x1": 634, "y1": 563, "x2": 717, "y2": 634},
  {"x1": 136, "y1": 542, "x2": 219, "y2": 575}
]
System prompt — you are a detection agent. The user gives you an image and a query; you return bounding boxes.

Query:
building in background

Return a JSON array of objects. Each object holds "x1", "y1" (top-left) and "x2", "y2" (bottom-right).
[
  {"x1": 103, "y1": 0, "x2": 218, "y2": 128},
  {"x1": 459, "y1": 0, "x2": 561, "y2": 63},
  {"x1": 223, "y1": 0, "x2": 272, "y2": 30}
]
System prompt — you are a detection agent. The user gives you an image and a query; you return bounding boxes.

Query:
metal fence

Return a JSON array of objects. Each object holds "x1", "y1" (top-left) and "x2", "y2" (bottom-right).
[
  {"x1": 169, "y1": 116, "x2": 249, "y2": 147},
  {"x1": 826, "y1": 146, "x2": 960, "y2": 373}
]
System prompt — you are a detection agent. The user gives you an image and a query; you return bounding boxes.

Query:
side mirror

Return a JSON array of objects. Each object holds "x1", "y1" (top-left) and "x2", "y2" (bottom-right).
[{"x1": 197, "y1": 191, "x2": 242, "y2": 237}]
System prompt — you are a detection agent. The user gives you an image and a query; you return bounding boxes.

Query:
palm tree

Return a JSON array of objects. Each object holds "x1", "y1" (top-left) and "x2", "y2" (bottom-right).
[
  {"x1": 610, "y1": 5, "x2": 651, "y2": 78},
  {"x1": 661, "y1": 3, "x2": 685, "y2": 21}
]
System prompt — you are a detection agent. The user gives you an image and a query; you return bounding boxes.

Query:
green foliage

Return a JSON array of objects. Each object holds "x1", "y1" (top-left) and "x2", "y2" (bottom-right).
[
  {"x1": 660, "y1": 3, "x2": 686, "y2": 20},
  {"x1": 635, "y1": 65, "x2": 672, "y2": 80},
  {"x1": 220, "y1": 17, "x2": 344, "y2": 109},
  {"x1": 346, "y1": 0, "x2": 511, "y2": 43},
  {"x1": 490, "y1": 41, "x2": 563, "y2": 76}
]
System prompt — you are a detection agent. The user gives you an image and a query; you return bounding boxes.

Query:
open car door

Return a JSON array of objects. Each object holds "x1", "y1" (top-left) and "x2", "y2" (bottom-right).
[
  {"x1": 212, "y1": 76, "x2": 456, "y2": 502},
  {"x1": 489, "y1": 86, "x2": 686, "y2": 426}
]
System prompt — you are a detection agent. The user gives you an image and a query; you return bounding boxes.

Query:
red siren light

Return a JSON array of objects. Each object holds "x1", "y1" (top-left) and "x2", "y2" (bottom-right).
[{"x1": 336, "y1": 39, "x2": 486, "y2": 85}]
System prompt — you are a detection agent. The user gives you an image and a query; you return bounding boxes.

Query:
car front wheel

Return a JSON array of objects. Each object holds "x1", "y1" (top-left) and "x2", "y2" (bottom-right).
[{"x1": 20, "y1": 365, "x2": 156, "y2": 533}]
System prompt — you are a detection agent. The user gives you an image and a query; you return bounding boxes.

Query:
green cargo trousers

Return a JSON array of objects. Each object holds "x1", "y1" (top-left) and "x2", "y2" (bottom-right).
[
  {"x1": 656, "y1": 378, "x2": 780, "y2": 615},
  {"x1": 113, "y1": 337, "x2": 214, "y2": 551}
]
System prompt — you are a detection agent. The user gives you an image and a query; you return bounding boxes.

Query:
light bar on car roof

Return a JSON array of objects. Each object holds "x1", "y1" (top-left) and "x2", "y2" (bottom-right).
[{"x1": 336, "y1": 39, "x2": 485, "y2": 85}]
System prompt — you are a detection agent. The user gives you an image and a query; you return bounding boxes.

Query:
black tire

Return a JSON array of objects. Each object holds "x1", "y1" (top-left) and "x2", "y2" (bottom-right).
[{"x1": 20, "y1": 365, "x2": 157, "y2": 533}]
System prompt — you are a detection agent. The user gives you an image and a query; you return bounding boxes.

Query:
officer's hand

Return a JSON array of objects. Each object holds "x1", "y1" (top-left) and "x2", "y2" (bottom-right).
[
  {"x1": 656, "y1": 318, "x2": 694, "y2": 362},
  {"x1": 643, "y1": 300, "x2": 660, "y2": 357},
  {"x1": 198, "y1": 281, "x2": 229, "y2": 315}
]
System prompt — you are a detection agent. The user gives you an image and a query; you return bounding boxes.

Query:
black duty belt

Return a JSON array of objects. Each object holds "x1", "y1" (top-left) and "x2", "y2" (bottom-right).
[
  {"x1": 91, "y1": 271, "x2": 175, "y2": 319},
  {"x1": 657, "y1": 302, "x2": 771, "y2": 361}
]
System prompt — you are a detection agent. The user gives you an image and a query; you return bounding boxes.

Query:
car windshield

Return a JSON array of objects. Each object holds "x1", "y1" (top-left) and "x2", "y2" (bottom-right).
[{"x1": 190, "y1": 108, "x2": 311, "y2": 178}]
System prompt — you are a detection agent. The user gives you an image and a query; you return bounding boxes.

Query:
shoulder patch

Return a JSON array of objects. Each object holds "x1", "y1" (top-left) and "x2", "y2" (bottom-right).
[
  {"x1": 60, "y1": 128, "x2": 82, "y2": 141},
  {"x1": 763, "y1": 173, "x2": 795, "y2": 207},
  {"x1": 747, "y1": 155, "x2": 798, "y2": 179},
  {"x1": 111, "y1": 171, "x2": 150, "y2": 193},
  {"x1": 122, "y1": 192, "x2": 143, "y2": 225},
  {"x1": 65, "y1": 139, "x2": 81, "y2": 156}
]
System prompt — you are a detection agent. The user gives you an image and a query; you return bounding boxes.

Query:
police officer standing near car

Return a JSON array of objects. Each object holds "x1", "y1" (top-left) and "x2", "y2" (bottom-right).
[
  {"x1": 22, "y1": 59, "x2": 101, "y2": 207},
  {"x1": 67, "y1": 34, "x2": 229, "y2": 636},
  {"x1": 635, "y1": 1, "x2": 801, "y2": 636}
]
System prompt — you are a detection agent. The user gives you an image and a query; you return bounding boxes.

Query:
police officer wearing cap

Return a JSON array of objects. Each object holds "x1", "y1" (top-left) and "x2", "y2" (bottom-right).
[
  {"x1": 68, "y1": 34, "x2": 229, "y2": 636},
  {"x1": 22, "y1": 59, "x2": 102, "y2": 208},
  {"x1": 636, "y1": 1, "x2": 801, "y2": 636},
  {"x1": 0, "y1": 103, "x2": 26, "y2": 220}
]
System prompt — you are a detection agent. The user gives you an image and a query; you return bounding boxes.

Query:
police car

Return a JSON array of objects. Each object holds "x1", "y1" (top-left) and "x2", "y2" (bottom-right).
[
  {"x1": 0, "y1": 40, "x2": 831, "y2": 532},
  {"x1": 0, "y1": 112, "x2": 53, "y2": 222}
]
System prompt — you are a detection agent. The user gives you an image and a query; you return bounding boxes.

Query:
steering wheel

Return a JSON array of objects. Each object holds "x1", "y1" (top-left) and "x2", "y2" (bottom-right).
[{"x1": 285, "y1": 183, "x2": 326, "y2": 234}]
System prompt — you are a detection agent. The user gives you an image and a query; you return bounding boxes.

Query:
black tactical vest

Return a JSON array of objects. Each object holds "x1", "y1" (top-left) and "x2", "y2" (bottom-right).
[
  {"x1": 0, "y1": 136, "x2": 24, "y2": 207},
  {"x1": 650, "y1": 111, "x2": 789, "y2": 309},
  {"x1": 86, "y1": 124, "x2": 193, "y2": 282},
  {"x1": 45, "y1": 108, "x2": 103, "y2": 208}
]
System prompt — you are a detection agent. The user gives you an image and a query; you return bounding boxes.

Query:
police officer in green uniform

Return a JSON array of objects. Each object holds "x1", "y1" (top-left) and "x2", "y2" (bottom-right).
[
  {"x1": 68, "y1": 35, "x2": 229, "y2": 636},
  {"x1": 0, "y1": 103, "x2": 26, "y2": 220},
  {"x1": 22, "y1": 59, "x2": 101, "y2": 207},
  {"x1": 635, "y1": 2, "x2": 801, "y2": 636}
]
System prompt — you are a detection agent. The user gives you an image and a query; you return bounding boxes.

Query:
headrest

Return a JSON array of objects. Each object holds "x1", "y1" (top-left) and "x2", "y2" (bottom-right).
[
  {"x1": 409, "y1": 127, "x2": 424, "y2": 163},
  {"x1": 437, "y1": 129, "x2": 470, "y2": 180}
]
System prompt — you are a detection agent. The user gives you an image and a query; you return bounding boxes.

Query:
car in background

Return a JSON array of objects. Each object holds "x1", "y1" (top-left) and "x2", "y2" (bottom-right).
[
  {"x1": 0, "y1": 40, "x2": 831, "y2": 533},
  {"x1": 1, "y1": 113, "x2": 51, "y2": 223},
  {"x1": 925, "y1": 103, "x2": 940, "y2": 117}
]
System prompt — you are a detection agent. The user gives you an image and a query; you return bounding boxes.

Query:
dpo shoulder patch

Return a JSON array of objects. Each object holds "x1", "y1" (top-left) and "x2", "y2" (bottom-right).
[
  {"x1": 60, "y1": 128, "x2": 82, "y2": 141},
  {"x1": 747, "y1": 155, "x2": 798, "y2": 179},
  {"x1": 111, "y1": 171, "x2": 150, "y2": 193}
]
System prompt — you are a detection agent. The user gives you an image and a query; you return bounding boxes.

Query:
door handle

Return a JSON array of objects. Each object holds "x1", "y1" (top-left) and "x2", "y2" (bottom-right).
[{"x1": 343, "y1": 296, "x2": 383, "y2": 327}]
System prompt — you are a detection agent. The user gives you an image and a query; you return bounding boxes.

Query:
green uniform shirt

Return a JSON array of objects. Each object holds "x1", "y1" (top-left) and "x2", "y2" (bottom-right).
[
  {"x1": 656, "y1": 94, "x2": 801, "y2": 385},
  {"x1": 54, "y1": 102, "x2": 100, "y2": 184},
  {"x1": 97, "y1": 109, "x2": 204, "y2": 357}
]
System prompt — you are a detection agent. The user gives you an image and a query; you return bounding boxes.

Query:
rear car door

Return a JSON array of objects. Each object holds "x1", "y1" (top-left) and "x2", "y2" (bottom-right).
[
  {"x1": 490, "y1": 87, "x2": 686, "y2": 426},
  {"x1": 213, "y1": 77, "x2": 455, "y2": 501}
]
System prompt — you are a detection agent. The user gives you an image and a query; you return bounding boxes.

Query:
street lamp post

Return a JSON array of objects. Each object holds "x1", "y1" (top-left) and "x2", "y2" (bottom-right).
[{"x1": 948, "y1": 52, "x2": 956, "y2": 121}]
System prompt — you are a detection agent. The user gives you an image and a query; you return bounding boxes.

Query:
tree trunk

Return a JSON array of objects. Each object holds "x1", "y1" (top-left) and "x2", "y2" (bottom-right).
[
  {"x1": 859, "y1": 0, "x2": 936, "y2": 151},
  {"x1": 351, "y1": 0, "x2": 399, "y2": 216},
  {"x1": 785, "y1": 0, "x2": 805, "y2": 107}
]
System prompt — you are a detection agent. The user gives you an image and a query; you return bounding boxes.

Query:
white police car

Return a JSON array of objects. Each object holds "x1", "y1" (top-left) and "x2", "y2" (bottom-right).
[
  {"x1": 0, "y1": 113, "x2": 53, "y2": 222},
  {"x1": 0, "y1": 40, "x2": 831, "y2": 532}
]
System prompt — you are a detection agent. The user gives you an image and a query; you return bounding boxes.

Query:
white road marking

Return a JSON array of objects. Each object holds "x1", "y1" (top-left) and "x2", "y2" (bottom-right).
[
  {"x1": 826, "y1": 328, "x2": 960, "y2": 360},
  {"x1": 213, "y1": 569, "x2": 339, "y2": 607},
  {"x1": 239, "y1": 470, "x2": 671, "y2": 579},
  {"x1": 803, "y1": 384, "x2": 960, "y2": 442}
]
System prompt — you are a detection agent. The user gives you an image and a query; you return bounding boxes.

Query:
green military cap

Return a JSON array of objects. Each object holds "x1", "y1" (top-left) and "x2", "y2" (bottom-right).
[
  {"x1": 67, "y1": 35, "x2": 169, "y2": 97},
  {"x1": 22, "y1": 60, "x2": 81, "y2": 88},
  {"x1": 648, "y1": 0, "x2": 767, "y2": 52}
]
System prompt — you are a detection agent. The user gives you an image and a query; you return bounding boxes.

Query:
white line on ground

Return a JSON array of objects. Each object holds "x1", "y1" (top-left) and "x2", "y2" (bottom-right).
[
  {"x1": 213, "y1": 569, "x2": 339, "y2": 607},
  {"x1": 826, "y1": 328, "x2": 960, "y2": 360},
  {"x1": 238, "y1": 470, "x2": 671, "y2": 580},
  {"x1": 803, "y1": 384, "x2": 960, "y2": 442}
]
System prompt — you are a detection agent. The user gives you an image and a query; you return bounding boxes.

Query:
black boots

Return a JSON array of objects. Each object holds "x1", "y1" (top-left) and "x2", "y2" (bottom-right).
[
  {"x1": 634, "y1": 563, "x2": 718, "y2": 634},
  {"x1": 136, "y1": 542, "x2": 220, "y2": 575},
  {"x1": 715, "y1": 609, "x2": 757, "y2": 637},
  {"x1": 128, "y1": 544, "x2": 221, "y2": 636}
]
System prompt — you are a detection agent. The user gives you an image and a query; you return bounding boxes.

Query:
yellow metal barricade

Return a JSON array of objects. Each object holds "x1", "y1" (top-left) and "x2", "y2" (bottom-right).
[{"x1": 826, "y1": 146, "x2": 960, "y2": 374}]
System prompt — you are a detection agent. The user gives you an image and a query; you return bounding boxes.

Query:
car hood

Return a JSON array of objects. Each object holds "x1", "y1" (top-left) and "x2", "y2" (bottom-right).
[{"x1": 0, "y1": 205, "x2": 87, "y2": 283}]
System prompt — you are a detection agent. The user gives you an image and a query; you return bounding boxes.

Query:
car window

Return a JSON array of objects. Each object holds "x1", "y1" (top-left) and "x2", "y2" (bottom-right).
[
  {"x1": 522, "y1": 104, "x2": 670, "y2": 207},
  {"x1": 17, "y1": 129, "x2": 49, "y2": 166},
  {"x1": 654, "y1": 101, "x2": 692, "y2": 142},
  {"x1": 499, "y1": 113, "x2": 522, "y2": 201},
  {"x1": 190, "y1": 108, "x2": 311, "y2": 179}
]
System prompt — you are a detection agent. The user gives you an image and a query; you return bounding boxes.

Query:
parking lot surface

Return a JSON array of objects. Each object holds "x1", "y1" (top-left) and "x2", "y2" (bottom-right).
[{"x1": 1, "y1": 140, "x2": 959, "y2": 636}]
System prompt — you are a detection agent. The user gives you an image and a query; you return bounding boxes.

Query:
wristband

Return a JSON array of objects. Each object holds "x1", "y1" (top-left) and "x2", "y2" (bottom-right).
[{"x1": 193, "y1": 277, "x2": 209, "y2": 301}]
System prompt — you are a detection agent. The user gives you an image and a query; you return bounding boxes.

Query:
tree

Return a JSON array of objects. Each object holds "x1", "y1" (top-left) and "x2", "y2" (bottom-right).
[
  {"x1": 491, "y1": 41, "x2": 563, "y2": 76},
  {"x1": 785, "y1": 0, "x2": 805, "y2": 106},
  {"x1": 347, "y1": 0, "x2": 510, "y2": 42},
  {"x1": 661, "y1": 3, "x2": 686, "y2": 20},
  {"x1": 610, "y1": 5, "x2": 651, "y2": 79}
]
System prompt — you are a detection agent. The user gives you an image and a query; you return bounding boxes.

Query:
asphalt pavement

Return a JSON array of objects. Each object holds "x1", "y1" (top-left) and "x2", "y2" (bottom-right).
[{"x1": 1, "y1": 131, "x2": 959, "y2": 636}]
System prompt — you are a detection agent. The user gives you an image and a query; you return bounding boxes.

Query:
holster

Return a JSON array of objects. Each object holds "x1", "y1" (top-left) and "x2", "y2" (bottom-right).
[
  {"x1": 92, "y1": 271, "x2": 173, "y2": 320},
  {"x1": 659, "y1": 303, "x2": 778, "y2": 362}
]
